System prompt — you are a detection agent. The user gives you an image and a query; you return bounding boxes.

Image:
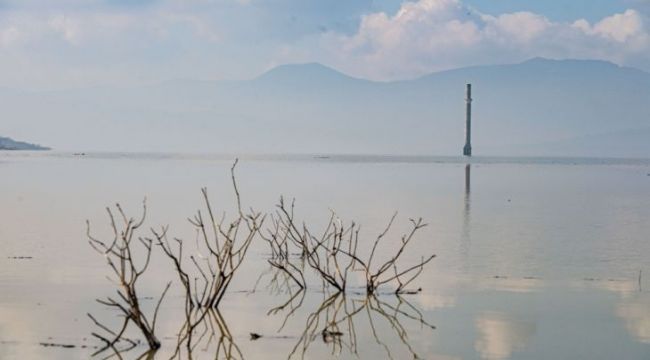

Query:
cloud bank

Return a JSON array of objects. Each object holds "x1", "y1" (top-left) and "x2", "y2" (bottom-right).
[
  {"x1": 0, "y1": 0, "x2": 649, "y2": 87},
  {"x1": 304, "y1": 0, "x2": 650, "y2": 80}
]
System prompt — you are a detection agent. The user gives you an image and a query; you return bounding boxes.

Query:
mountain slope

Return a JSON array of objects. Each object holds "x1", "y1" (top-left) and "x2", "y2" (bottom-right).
[
  {"x1": 0, "y1": 136, "x2": 50, "y2": 150},
  {"x1": 0, "y1": 58, "x2": 648, "y2": 156}
]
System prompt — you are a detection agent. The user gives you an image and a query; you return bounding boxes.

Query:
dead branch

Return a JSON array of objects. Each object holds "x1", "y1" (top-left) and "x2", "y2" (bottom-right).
[
  {"x1": 155, "y1": 160, "x2": 264, "y2": 312},
  {"x1": 334, "y1": 216, "x2": 434, "y2": 294},
  {"x1": 271, "y1": 199, "x2": 358, "y2": 293},
  {"x1": 271, "y1": 199, "x2": 434, "y2": 295},
  {"x1": 86, "y1": 200, "x2": 171, "y2": 352},
  {"x1": 261, "y1": 214, "x2": 307, "y2": 290}
]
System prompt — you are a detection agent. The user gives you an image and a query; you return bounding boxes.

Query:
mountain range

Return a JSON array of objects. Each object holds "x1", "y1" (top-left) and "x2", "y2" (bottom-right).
[{"x1": 1, "y1": 58, "x2": 648, "y2": 157}]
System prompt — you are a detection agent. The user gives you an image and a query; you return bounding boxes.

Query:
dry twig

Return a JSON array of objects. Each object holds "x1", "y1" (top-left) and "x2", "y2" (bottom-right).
[
  {"x1": 86, "y1": 200, "x2": 170, "y2": 352},
  {"x1": 271, "y1": 200, "x2": 434, "y2": 295}
]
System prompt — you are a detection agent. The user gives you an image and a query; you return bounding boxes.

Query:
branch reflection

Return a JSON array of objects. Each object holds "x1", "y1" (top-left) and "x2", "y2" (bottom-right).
[
  {"x1": 91, "y1": 306, "x2": 243, "y2": 360},
  {"x1": 169, "y1": 307, "x2": 243, "y2": 360},
  {"x1": 285, "y1": 292, "x2": 436, "y2": 359}
]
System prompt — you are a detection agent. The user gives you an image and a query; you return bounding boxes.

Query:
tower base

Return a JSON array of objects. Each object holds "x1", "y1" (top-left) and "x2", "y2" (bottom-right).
[{"x1": 463, "y1": 144, "x2": 472, "y2": 156}]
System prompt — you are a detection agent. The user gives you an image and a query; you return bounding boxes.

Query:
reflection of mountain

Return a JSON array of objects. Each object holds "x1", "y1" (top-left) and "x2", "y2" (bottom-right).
[
  {"x1": 1, "y1": 58, "x2": 649, "y2": 156},
  {"x1": 475, "y1": 312, "x2": 536, "y2": 360}
]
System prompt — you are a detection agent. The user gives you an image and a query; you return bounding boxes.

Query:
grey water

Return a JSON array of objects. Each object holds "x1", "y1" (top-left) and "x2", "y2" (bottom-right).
[{"x1": 1, "y1": 151, "x2": 650, "y2": 359}]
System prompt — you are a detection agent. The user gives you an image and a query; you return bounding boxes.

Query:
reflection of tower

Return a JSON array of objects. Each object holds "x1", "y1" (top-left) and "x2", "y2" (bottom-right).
[
  {"x1": 465, "y1": 163, "x2": 471, "y2": 196},
  {"x1": 460, "y1": 164, "x2": 472, "y2": 265},
  {"x1": 463, "y1": 84, "x2": 472, "y2": 157},
  {"x1": 463, "y1": 164, "x2": 471, "y2": 232}
]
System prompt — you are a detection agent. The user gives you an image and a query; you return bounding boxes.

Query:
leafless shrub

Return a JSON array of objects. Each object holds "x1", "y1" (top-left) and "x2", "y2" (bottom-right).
[
  {"x1": 85, "y1": 159, "x2": 435, "y2": 358},
  {"x1": 271, "y1": 199, "x2": 434, "y2": 295},
  {"x1": 261, "y1": 207, "x2": 306, "y2": 290},
  {"x1": 86, "y1": 200, "x2": 171, "y2": 352},
  {"x1": 339, "y1": 216, "x2": 436, "y2": 294},
  {"x1": 148, "y1": 160, "x2": 261, "y2": 358},
  {"x1": 269, "y1": 198, "x2": 359, "y2": 293},
  {"x1": 154, "y1": 159, "x2": 264, "y2": 310}
]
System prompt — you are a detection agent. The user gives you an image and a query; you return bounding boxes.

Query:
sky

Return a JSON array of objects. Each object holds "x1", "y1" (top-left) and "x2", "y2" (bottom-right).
[{"x1": 0, "y1": 0, "x2": 649, "y2": 89}]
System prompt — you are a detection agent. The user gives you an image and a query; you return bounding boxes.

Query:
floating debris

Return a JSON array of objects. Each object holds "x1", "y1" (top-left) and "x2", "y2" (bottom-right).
[
  {"x1": 250, "y1": 333, "x2": 263, "y2": 341},
  {"x1": 39, "y1": 342, "x2": 76, "y2": 349},
  {"x1": 322, "y1": 329, "x2": 344, "y2": 343},
  {"x1": 398, "y1": 287, "x2": 423, "y2": 295}
]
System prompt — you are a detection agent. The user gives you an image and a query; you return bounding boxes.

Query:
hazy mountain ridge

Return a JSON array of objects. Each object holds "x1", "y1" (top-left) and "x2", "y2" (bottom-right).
[
  {"x1": 0, "y1": 58, "x2": 648, "y2": 156},
  {"x1": 0, "y1": 136, "x2": 50, "y2": 150}
]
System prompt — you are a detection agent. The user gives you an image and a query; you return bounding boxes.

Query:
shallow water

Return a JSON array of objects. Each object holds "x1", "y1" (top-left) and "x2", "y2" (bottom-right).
[{"x1": 1, "y1": 152, "x2": 650, "y2": 359}]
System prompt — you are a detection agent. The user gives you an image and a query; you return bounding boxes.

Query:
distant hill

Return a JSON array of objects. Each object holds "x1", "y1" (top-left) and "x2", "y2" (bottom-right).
[
  {"x1": 0, "y1": 136, "x2": 49, "y2": 150},
  {"x1": 0, "y1": 58, "x2": 648, "y2": 157}
]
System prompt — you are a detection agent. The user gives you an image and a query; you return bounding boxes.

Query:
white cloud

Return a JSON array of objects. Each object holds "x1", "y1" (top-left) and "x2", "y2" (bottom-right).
[
  {"x1": 12, "y1": 10, "x2": 219, "y2": 46},
  {"x1": 0, "y1": 4, "x2": 227, "y2": 88},
  {"x1": 0, "y1": 0, "x2": 649, "y2": 88},
  {"x1": 573, "y1": 9, "x2": 648, "y2": 48},
  {"x1": 593, "y1": 9, "x2": 645, "y2": 42},
  {"x1": 48, "y1": 14, "x2": 83, "y2": 44},
  {"x1": 294, "y1": 0, "x2": 650, "y2": 80},
  {"x1": 0, "y1": 26, "x2": 20, "y2": 46},
  {"x1": 482, "y1": 12, "x2": 550, "y2": 44}
]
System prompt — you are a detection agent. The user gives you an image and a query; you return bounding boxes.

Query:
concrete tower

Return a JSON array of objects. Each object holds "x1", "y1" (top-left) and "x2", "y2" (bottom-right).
[{"x1": 463, "y1": 83, "x2": 472, "y2": 156}]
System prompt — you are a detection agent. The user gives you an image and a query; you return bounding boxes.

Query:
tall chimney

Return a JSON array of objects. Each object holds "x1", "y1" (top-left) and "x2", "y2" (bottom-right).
[{"x1": 463, "y1": 83, "x2": 472, "y2": 157}]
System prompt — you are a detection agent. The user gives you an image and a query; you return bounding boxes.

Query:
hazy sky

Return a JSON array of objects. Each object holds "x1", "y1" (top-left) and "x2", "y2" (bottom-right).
[{"x1": 0, "y1": 0, "x2": 649, "y2": 89}]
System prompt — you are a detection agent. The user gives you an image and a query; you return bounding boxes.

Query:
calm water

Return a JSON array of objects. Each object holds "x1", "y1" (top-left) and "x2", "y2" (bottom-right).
[{"x1": 1, "y1": 152, "x2": 650, "y2": 359}]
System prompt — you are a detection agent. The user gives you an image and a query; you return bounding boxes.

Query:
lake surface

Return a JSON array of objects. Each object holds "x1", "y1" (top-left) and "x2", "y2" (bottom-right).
[{"x1": 1, "y1": 152, "x2": 650, "y2": 359}]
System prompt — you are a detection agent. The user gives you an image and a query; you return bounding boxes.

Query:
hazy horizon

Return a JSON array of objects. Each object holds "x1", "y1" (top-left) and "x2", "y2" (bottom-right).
[
  {"x1": 0, "y1": 56, "x2": 647, "y2": 92},
  {"x1": 2, "y1": 57, "x2": 650, "y2": 157}
]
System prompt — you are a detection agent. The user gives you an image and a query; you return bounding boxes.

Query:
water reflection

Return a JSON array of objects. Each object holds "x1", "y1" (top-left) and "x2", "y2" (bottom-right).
[
  {"x1": 465, "y1": 163, "x2": 471, "y2": 197},
  {"x1": 478, "y1": 276, "x2": 544, "y2": 293},
  {"x1": 286, "y1": 292, "x2": 436, "y2": 360},
  {"x1": 253, "y1": 266, "x2": 436, "y2": 359},
  {"x1": 414, "y1": 292, "x2": 456, "y2": 311},
  {"x1": 4, "y1": 156, "x2": 650, "y2": 359},
  {"x1": 94, "y1": 308, "x2": 243, "y2": 360},
  {"x1": 86, "y1": 262, "x2": 437, "y2": 360},
  {"x1": 172, "y1": 308, "x2": 243, "y2": 360},
  {"x1": 474, "y1": 312, "x2": 536, "y2": 360},
  {"x1": 460, "y1": 164, "x2": 471, "y2": 266},
  {"x1": 591, "y1": 278, "x2": 650, "y2": 345},
  {"x1": 617, "y1": 292, "x2": 650, "y2": 344},
  {"x1": 95, "y1": 347, "x2": 156, "y2": 360}
]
